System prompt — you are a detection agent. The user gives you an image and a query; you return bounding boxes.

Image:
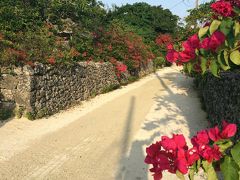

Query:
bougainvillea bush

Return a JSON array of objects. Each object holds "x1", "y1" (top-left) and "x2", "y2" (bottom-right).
[
  {"x1": 82, "y1": 20, "x2": 155, "y2": 76},
  {"x1": 145, "y1": 121, "x2": 240, "y2": 180},
  {"x1": 166, "y1": 0, "x2": 240, "y2": 76}
]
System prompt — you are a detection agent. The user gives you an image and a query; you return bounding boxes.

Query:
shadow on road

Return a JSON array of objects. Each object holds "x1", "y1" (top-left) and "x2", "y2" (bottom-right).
[{"x1": 116, "y1": 70, "x2": 207, "y2": 180}]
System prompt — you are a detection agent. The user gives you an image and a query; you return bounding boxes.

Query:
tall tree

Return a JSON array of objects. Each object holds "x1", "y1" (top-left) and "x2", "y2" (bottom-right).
[{"x1": 107, "y1": 3, "x2": 179, "y2": 42}]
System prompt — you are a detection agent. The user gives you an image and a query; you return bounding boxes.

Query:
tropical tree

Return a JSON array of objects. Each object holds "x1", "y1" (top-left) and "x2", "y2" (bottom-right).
[{"x1": 107, "y1": 2, "x2": 179, "y2": 43}]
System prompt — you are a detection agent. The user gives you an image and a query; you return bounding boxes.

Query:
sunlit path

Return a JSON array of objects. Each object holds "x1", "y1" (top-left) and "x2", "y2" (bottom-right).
[{"x1": 0, "y1": 67, "x2": 207, "y2": 179}]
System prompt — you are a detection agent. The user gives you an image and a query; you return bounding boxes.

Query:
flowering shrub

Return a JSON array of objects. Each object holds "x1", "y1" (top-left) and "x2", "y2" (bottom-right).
[
  {"x1": 166, "y1": 0, "x2": 240, "y2": 76},
  {"x1": 155, "y1": 34, "x2": 173, "y2": 48},
  {"x1": 83, "y1": 20, "x2": 155, "y2": 75},
  {"x1": 145, "y1": 121, "x2": 240, "y2": 180}
]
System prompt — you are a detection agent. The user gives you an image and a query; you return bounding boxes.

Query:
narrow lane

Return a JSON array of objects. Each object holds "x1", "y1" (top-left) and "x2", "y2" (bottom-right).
[{"x1": 0, "y1": 67, "x2": 207, "y2": 180}]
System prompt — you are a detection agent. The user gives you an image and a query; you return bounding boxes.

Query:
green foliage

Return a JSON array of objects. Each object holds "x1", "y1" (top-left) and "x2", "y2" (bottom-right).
[
  {"x1": 231, "y1": 141, "x2": 240, "y2": 167},
  {"x1": 25, "y1": 112, "x2": 36, "y2": 121},
  {"x1": 107, "y1": 2, "x2": 178, "y2": 42},
  {"x1": 220, "y1": 156, "x2": 240, "y2": 180},
  {"x1": 185, "y1": 1, "x2": 214, "y2": 30},
  {"x1": 0, "y1": 0, "x2": 178, "y2": 73},
  {"x1": 16, "y1": 106, "x2": 25, "y2": 119},
  {"x1": 101, "y1": 84, "x2": 120, "y2": 94},
  {"x1": 153, "y1": 57, "x2": 166, "y2": 69},
  {"x1": 202, "y1": 161, "x2": 218, "y2": 180}
]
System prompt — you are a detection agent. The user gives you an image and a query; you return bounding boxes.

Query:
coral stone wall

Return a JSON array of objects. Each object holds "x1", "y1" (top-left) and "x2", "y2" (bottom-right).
[{"x1": 0, "y1": 62, "x2": 120, "y2": 118}]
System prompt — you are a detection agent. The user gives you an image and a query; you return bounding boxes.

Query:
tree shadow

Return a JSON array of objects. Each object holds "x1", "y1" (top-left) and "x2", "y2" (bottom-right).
[{"x1": 116, "y1": 70, "x2": 207, "y2": 180}]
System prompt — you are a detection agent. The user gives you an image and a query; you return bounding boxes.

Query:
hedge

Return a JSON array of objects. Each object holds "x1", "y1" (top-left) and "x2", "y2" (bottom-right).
[{"x1": 195, "y1": 71, "x2": 240, "y2": 140}]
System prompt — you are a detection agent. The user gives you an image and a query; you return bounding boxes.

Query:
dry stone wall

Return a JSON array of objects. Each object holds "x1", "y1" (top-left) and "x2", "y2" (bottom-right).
[{"x1": 0, "y1": 62, "x2": 120, "y2": 118}]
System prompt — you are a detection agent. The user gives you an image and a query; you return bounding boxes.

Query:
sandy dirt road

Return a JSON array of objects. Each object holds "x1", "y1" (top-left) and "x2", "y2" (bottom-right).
[{"x1": 0, "y1": 66, "x2": 207, "y2": 180}]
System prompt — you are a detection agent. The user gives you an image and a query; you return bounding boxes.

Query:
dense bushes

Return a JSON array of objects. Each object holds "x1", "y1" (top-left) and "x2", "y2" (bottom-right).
[
  {"x1": 195, "y1": 71, "x2": 240, "y2": 140},
  {"x1": 0, "y1": 1, "x2": 178, "y2": 77},
  {"x1": 107, "y1": 3, "x2": 178, "y2": 42}
]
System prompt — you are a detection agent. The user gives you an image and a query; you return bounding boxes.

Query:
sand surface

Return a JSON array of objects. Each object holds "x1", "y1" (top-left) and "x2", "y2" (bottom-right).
[{"x1": 0, "y1": 66, "x2": 207, "y2": 180}]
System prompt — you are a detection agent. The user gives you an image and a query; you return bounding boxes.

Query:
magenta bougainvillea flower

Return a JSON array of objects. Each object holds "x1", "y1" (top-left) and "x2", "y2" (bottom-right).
[
  {"x1": 186, "y1": 147, "x2": 200, "y2": 166},
  {"x1": 208, "y1": 126, "x2": 221, "y2": 142},
  {"x1": 191, "y1": 130, "x2": 209, "y2": 147},
  {"x1": 211, "y1": 0, "x2": 233, "y2": 17},
  {"x1": 166, "y1": 50, "x2": 179, "y2": 63},
  {"x1": 145, "y1": 120, "x2": 238, "y2": 180},
  {"x1": 220, "y1": 120, "x2": 237, "y2": 138},
  {"x1": 200, "y1": 144, "x2": 222, "y2": 163},
  {"x1": 200, "y1": 31, "x2": 226, "y2": 51}
]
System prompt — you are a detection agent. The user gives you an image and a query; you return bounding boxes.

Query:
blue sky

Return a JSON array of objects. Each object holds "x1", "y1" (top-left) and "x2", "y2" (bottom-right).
[{"x1": 101, "y1": 0, "x2": 211, "y2": 19}]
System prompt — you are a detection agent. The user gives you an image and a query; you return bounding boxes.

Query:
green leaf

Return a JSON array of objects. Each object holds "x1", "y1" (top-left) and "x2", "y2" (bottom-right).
[
  {"x1": 202, "y1": 161, "x2": 218, "y2": 180},
  {"x1": 218, "y1": 51, "x2": 230, "y2": 71},
  {"x1": 234, "y1": 21, "x2": 240, "y2": 37},
  {"x1": 231, "y1": 141, "x2": 240, "y2": 167},
  {"x1": 233, "y1": 7, "x2": 240, "y2": 15},
  {"x1": 199, "y1": 49, "x2": 208, "y2": 56},
  {"x1": 196, "y1": 160, "x2": 201, "y2": 172},
  {"x1": 210, "y1": 60, "x2": 219, "y2": 77},
  {"x1": 199, "y1": 26, "x2": 209, "y2": 39},
  {"x1": 189, "y1": 162, "x2": 198, "y2": 180},
  {"x1": 189, "y1": 168, "x2": 195, "y2": 180},
  {"x1": 176, "y1": 170, "x2": 185, "y2": 180},
  {"x1": 201, "y1": 57, "x2": 207, "y2": 74},
  {"x1": 187, "y1": 62, "x2": 193, "y2": 74},
  {"x1": 220, "y1": 19, "x2": 234, "y2": 36},
  {"x1": 210, "y1": 20, "x2": 221, "y2": 35},
  {"x1": 214, "y1": 139, "x2": 233, "y2": 153},
  {"x1": 230, "y1": 50, "x2": 240, "y2": 65},
  {"x1": 220, "y1": 156, "x2": 240, "y2": 180},
  {"x1": 224, "y1": 50, "x2": 230, "y2": 66}
]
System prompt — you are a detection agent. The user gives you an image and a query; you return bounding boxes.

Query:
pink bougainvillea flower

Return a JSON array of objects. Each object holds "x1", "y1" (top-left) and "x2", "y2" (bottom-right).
[
  {"x1": 175, "y1": 148, "x2": 189, "y2": 174},
  {"x1": 176, "y1": 157, "x2": 189, "y2": 174},
  {"x1": 191, "y1": 130, "x2": 209, "y2": 147},
  {"x1": 173, "y1": 134, "x2": 187, "y2": 150},
  {"x1": 201, "y1": 145, "x2": 222, "y2": 163},
  {"x1": 155, "y1": 151, "x2": 171, "y2": 170},
  {"x1": 186, "y1": 147, "x2": 200, "y2": 166},
  {"x1": 161, "y1": 136, "x2": 177, "y2": 151},
  {"x1": 179, "y1": 50, "x2": 196, "y2": 62},
  {"x1": 220, "y1": 120, "x2": 237, "y2": 139},
  {"x1": 145, "y1": 141, "x2": 161, "y2": 159},
  {"x1": 211, "y1": 1, "x2": 233, "y2": 17},
  {"x1": 209, "y1": 31, "x2": 226, "y2": 51},
  {"x1": 201, "y1": 31, "x2": 225, "y2": 51},
  {"x1": 187, "y1": 34, "x2": 200, "y2": 50},
  {"x1": 208, "y1": 126, "x2": 221, "y2": 142},
  {"x1": 167, "y1": 44, "x2": 174, "y2": 50},
  {"x1": 166, "y1": 50, "x2": 179, "y2": 63},
  {"x1": 200, "y1": 37, "x2": 211, "y2": 50},
  {"x1": 161, "y1": 134, "x2": 187, "y2": 151},
  {"x1": 153, "y1": 172, "x2": 162, "y2": 180},
  {"x1": 116, "y1": 63, "x2": 127, "y2": 73}
]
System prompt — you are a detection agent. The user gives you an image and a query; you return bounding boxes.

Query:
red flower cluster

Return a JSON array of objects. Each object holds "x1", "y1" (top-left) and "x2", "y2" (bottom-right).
[
  {"x1": 145, "y1": 121, "x2": 237, "y2": 180},
  {"x1": 227, "y1": 0, "x2": 240, "y2": 7},
  {"x1": 166, "y1": 34, "x2": 200, "y2": 63},
  {"x1": 47, "y1": 56, "x2": 56, "y2": 65},
  {"x1": 200, "y1": 31, "x2": 226, "y2": 51},
  {"x1": 155, "y1": 34, "x2": 173, "y2": 47},
  {"x1": 116, "y1": 63, "x2": 127, "y2": 73},
  {"x1": 211, "y1": 0, "x2": 233, "y2": 17},
  {"x1": 166, "y1": 31, "x2": 226, "y2": 64}
]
